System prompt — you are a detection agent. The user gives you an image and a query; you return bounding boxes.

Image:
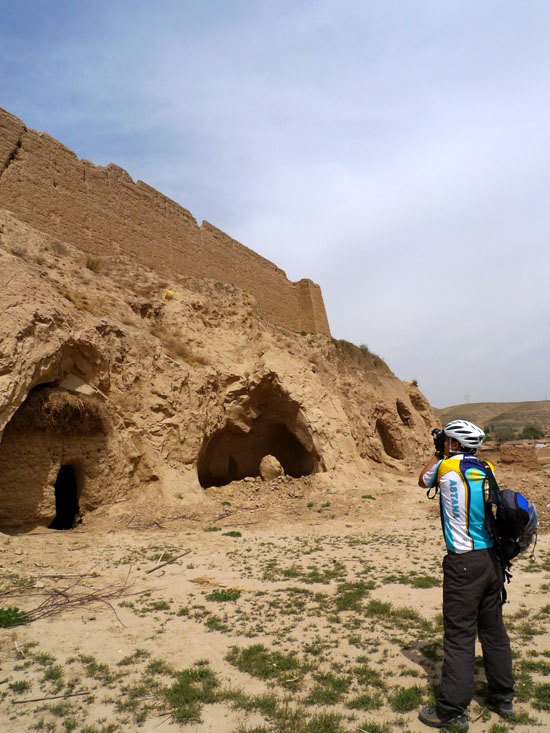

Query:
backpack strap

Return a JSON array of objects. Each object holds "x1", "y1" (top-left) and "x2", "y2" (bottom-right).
[
  {"x1": 425, "y1": 460, "x2": 442, "y2": 499},
  {"x1": 426, "y1": 484, "x2": 439, "y2": 499},
  {"x1": 480, "y1": 460, "x2": 512, "y2": 605}
]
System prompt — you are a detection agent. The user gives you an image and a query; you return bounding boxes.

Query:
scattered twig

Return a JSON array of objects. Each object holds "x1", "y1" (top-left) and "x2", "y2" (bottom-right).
[
  {"x1": 228, "y1": 506, "x2": 261, "y2": 513},
  {"x1": 145, "y1": 550, "x2": 191, "y2": 574},
  {"x1": 164, "y1": 513, "x2": 201, "y2": 523},
  {"x1": 37, "y1": 572, "x2": 99, "y2": 579},
  {"x1": 213, "y1": 511, "x2": 233, "y2": 522},
  {"x1": 154, "y1": 712, "x2": 173, "y2": 727},
  {"x1": 126, "y1": 519, "x2": 165, "y2": 529},
  {"x1": 93, "y1": 597, "x2": 125, "y2": 626},
  {"x1": 13, "y1": 691, "x2": 89, "y2": 705},
  {"x1": 227, "y1": 521, "x2": 260, "y2": 527},
  {"x1": 129, "y1": 514, "x2": 201, "y2": 526},
  {"x1": 20, "y1": 571, "x2": 135, "y2": 626}
]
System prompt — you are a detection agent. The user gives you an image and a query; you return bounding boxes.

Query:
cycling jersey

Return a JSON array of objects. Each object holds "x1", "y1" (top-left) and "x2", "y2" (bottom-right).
[{"x1": 423, "y1": 454, "x2": 493, "y2": 554}]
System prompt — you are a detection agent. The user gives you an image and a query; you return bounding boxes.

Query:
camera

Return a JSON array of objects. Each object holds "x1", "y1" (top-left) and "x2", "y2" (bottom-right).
[{"x1": 432, "y1": 428, "x2": 446, "y2": 458}]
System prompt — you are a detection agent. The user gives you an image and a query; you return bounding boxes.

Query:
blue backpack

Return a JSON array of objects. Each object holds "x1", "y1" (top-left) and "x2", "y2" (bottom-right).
[{"x1": 479, "y1": 460, "x2": 538, "y2": 564}]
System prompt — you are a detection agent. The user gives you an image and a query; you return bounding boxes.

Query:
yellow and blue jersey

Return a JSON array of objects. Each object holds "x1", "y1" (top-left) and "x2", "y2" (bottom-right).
[{"x1": 423, "y1": 455, "x2": 493, "y2": 554}]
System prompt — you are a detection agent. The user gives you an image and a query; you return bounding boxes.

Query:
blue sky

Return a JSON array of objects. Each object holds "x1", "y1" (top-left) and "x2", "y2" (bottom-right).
[{"x1": 2, "y1": 1, "x2": 549, "y2": 408}]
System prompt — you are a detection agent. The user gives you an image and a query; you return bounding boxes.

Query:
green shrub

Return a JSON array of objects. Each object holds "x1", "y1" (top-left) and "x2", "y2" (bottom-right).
[
  {"x1": 164, "y1": 661, "x2": 219, "y2": 723},
  {"x1": 305, "y1": 672, "x2": 350, "y2": 705},
  {"x1": 389, "y1": 684, "x2": 424, "y2": 712},
  {"x1": 533, "y1": 682, "x2": 550, "y2": 710},
  {"x1": 411, "y1": 575, "x2": 440, "y2": 588},
  {"x1": 226, "y1": 644, "x2": 304, "y2": 690},
  {"x1": 518, "y1": 425, "x2": 544, "y2": 440},
  {"x1": 8, "y1": 680, "x2": 31, "y2": 693},
  {"x1": 206, "y1": 589, "x2": 241, "y2": 602},
  {"x1": 346, "y1": 691, "x2": 383, "y2": 710},
  {"x1": 355, "y1": 723, "x2": 392, "y2": 733},
  {"x1": 334, "y1": 581, "x2": 370, "y2": 612},
  {"x1": 0, "y1": 607, "x2": 28, "y2": 627},
  {"x1": 353, "y1": 660, "x2": 385, "y2": 689},
  {"x1": 303, "y1": 712, "x2": 344, "y2": 732}
]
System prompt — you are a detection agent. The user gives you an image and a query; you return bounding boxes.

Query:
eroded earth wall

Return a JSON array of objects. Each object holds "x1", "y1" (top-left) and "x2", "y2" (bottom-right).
[{"x1": 0, "y1": 107, "x2": 330, "y2": 336}]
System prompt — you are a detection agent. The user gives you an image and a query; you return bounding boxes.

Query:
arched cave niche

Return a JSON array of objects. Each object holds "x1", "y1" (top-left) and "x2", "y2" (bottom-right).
[
  {"x1": 375, "y1": 418, "x2": 405, "y2": 460},
  {"x1": 197, "y1": 377, "x2": 323, "y2": 488},
  {"x1": 396, "y1": 399, "x2": 412, "y2": 427},
  {"x1": 0, "y1": 383, "x2": 109, "y2": 533},
  {"x1": 49, "y1": 465, "x2": 80, "y2": 530},
  {"x1": 409, "y1": 390, "x2": 432, "y2": 425}
]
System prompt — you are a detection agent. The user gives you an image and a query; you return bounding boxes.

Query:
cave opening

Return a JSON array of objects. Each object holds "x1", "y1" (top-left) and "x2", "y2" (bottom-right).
[
  {"x1": 198, "y1": 418, "x2": 317, "y2": 488},
  {"x1": 49, "y1": 464, "x2": 80, "y2": 530},
  {"x1": 197, "y1": 375, "x2": 323, "y2": 489},
  {"x1": 396, "y1": 399, "x2": 412, "y2": 426},
  {"x1": 375, "y1": 418, "x2": 405, "y2": 460}
]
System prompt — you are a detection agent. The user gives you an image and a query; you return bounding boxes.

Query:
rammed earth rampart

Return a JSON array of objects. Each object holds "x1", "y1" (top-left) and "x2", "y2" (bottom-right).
[{"x1": 0, "y1": 107, "x2": 330, "y2": 335}]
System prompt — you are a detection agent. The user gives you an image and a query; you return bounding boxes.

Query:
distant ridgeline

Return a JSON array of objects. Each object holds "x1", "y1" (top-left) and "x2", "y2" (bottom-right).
[
  {"x1": 0, "y1": 107, "x2": 330, "y2": 336},
  {"x1": 435, "y1": 401, "x2": 550, "y2": 439}
]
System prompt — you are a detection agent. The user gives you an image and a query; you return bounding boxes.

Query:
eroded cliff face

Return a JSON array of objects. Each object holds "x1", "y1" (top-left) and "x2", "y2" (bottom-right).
[{"x1": 0, "y1": 210, "x2": 437, "y2": 531}]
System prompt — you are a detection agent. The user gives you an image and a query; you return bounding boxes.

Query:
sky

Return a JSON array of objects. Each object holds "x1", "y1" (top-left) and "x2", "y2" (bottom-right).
[{"x1": 1, "y1": 0, "x2": 549, "y2": 408}]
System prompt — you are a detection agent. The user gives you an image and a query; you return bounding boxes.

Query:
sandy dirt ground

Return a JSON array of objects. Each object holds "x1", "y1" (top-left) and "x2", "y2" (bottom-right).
[{"x1": 0, "y1": 468, "x2": 548, "y2": 733}]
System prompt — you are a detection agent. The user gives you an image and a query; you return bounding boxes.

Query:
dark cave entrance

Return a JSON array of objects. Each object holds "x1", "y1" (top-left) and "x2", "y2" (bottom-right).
[
  {"x1": 396, "y1": 399, "x2": 412, "y2": 426},
  {"x1": 197, "y1": 375, "x2": 323, "y2": 489},
  {"x1": 49, "y1": 465, "x2": 80, "y2": 530},
  {"x1": 198, "y1": 419, "x2": 317, "y2": 488},
  {"x1": 375, "y1": 418, "x2": 405, "y2": 460}
]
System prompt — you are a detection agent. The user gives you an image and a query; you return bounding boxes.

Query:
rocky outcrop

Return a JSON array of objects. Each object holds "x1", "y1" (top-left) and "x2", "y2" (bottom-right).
[{"x1": 0, "y1": 210, "x2": 437, "y2": 531}]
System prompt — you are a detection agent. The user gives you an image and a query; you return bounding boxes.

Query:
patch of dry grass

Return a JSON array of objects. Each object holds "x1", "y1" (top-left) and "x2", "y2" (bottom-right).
[
  {"x1": 150, "y1": 324, "x2": 210, "y2": 365},
  {"x1": 8, "y1": 387, "x2": 106, "y2": 434},
  {"x1": 85, "y1": 254, "x2": 104, "y2": 273}
]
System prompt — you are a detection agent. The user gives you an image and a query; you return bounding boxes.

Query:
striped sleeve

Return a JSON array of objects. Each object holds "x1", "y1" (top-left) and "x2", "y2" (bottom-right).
[{"x1": 423, "y1": 460, "x2": 442, "y2": 488}]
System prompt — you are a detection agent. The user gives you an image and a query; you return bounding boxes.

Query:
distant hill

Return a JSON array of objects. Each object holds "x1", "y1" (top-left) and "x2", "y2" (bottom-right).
[{"x1": 435, "y1": 401, "x2": 550, "y2": 436}]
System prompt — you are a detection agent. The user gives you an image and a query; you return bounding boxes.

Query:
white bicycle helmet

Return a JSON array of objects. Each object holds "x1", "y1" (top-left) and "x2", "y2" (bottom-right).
[{"x1": 443, "y1": 420, "x2": 485, "y2": 453}]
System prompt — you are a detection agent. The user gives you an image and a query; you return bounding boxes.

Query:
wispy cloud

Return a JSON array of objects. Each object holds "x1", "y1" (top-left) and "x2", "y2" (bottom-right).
[{"x1": 1, "y1": 0, "x2": 549, "y2": 406}]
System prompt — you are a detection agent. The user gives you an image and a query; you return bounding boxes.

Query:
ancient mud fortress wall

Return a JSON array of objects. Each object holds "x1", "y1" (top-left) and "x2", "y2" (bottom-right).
[{"x1": 0, "y1": 108, "x2": 330, "y2": 336}]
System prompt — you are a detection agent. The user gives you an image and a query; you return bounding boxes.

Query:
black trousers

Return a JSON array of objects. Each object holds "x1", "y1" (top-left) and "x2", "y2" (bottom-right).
[{"x1": 437, "y1": 548, "x2": 515, "y2": 718}]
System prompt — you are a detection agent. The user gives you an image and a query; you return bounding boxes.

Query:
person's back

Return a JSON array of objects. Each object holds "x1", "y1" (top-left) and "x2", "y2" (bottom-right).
[
  {"x1": 423, "y1": 453, "x2": 493, "y2": 553},
  {"x1": 417, "y1": 420, "x2": 514, "y2": 732}
]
